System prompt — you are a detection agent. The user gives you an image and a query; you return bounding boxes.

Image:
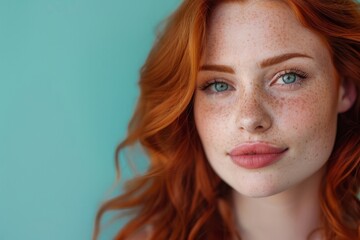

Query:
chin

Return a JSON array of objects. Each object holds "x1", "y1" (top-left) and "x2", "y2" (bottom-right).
[
  {"x1": 231, "y1": 179, "x2": 291, "y2": 199},
  {"x1": 235, "y1": 188, "x2": 285, "y2": 199}
]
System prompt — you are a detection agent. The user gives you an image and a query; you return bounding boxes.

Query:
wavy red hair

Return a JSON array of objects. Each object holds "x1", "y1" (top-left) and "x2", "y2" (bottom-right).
[{"x1": 94, "y1": 0, "x2": 360, "y2": 239}]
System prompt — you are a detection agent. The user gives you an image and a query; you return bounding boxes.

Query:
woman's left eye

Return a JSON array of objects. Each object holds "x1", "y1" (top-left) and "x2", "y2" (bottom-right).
[
  {"x1": 272, "y1": 70, "x2": 308, "y2": 86},
  {"x1": 281, "y1": 73, "x2": 297, "y2": 84}
]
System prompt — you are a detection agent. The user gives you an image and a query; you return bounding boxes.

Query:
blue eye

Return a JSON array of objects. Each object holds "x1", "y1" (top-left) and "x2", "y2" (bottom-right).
[
  {"x1": 281, "y1": 73, "x2": 297, "y2": 84},
  {"x1": 199, "y1": 80, "x2": 233, "y2": 93},
  {"x1": 213, "y1": 82, "x2": 229, "y2": 92},
  {"x1": 273, "y1": 69, "x2": 309, "y2": 87}
]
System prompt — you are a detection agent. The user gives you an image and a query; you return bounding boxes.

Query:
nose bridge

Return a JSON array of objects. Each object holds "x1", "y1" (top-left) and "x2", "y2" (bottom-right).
[{"x1": 236, "y1": 86, "x2": 272, "y2": 133}]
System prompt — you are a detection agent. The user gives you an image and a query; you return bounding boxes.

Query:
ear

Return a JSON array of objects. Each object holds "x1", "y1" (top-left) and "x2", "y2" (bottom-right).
[{"x1": 337, "y1": 77, "x2": 357, "y2": 113}]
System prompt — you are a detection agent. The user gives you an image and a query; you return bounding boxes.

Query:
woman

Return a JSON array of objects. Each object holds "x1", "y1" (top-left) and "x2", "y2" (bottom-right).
[{"x1": 94, "y1": 0, "x2": 360, "y2": 239}]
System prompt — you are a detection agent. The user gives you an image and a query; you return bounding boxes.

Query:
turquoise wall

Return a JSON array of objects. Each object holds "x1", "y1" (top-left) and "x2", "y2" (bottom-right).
[{"x1": 0, "y1": 1, "x2": 179, "y2": 239}]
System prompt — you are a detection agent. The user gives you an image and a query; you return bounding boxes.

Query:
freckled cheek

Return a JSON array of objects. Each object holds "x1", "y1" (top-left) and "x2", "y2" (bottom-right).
[
  {"x1": 274, "y1": 96, "x2": 312, "y2": 132},
  {"x1": 194, "y1": 97, "x2": 234, "y2": 145},
  {"x1": 275, "y1": 93, "x2": 337, "y2": 144}
]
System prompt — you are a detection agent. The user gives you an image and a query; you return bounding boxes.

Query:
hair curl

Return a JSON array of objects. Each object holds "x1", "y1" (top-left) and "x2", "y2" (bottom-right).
[{"x1": 94, "y1": 0, "x2": 360, "y2": 239}]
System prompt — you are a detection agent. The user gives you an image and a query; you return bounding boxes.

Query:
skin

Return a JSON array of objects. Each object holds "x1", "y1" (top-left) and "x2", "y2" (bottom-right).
[{"x1": 194, "y1": 1, "x2": 353, "y2": 239}]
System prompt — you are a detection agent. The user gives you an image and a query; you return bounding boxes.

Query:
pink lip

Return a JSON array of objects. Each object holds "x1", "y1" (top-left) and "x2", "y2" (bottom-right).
[{"x1": 229, "y1": 142, "x2": 288, "y2": 169}]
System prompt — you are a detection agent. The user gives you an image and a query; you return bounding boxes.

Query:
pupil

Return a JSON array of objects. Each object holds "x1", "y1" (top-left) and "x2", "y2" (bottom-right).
[
  {"x1": 215, "y1": 83, "x2": 228, "y2": 91},
  {"x1": 283, "y1": 73, "x2": 296, "y2": 83}
]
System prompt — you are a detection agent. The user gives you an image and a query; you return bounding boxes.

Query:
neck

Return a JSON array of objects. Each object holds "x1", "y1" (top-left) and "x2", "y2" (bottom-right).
[{"x1": 232, "y1": 168, "x2": 325, "y2": 240}]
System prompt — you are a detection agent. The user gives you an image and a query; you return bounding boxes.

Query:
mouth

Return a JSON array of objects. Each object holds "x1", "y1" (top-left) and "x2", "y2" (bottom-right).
[{"x1": 228, "y1": 142, "x2": 288, "y2": 169}]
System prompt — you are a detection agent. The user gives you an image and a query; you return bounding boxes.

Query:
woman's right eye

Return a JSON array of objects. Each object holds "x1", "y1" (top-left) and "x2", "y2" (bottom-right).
[
  {"x1": 211, "y1": 82, "x2": 229, "y2": 92},
  {"x1": 200, "y1": 81, "x2": 234, "y2": 93}
]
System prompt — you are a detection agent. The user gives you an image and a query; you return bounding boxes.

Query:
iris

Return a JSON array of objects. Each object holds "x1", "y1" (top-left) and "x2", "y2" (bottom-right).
[
  {"x1": 214, "y1": 82, "x2": 229, "y2": 92},
  {"x1": 282, "y1": 73, "x2": 297, "y2": 84}
]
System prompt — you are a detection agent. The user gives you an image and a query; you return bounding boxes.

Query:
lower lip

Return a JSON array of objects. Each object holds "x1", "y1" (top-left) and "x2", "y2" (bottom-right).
[{"x1": 230, "y1": 150, "x2": 287, "y2": 169}]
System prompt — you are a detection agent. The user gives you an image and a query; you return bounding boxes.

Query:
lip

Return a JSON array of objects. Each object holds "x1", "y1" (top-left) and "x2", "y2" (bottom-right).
[{"x1": 229, "y1": 142, "x2": 288, "y2": 169}]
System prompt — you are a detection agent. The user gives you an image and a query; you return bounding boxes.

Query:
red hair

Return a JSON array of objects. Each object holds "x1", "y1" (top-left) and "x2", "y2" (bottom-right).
[{"x1": 94, "y1": 0, "x2": 360, "y2": 239}]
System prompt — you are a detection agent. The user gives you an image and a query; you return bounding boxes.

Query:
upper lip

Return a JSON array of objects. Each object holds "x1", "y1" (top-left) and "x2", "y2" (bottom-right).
[{"x1": 229, "y1": 142, "x2": 288, "y2": 156}]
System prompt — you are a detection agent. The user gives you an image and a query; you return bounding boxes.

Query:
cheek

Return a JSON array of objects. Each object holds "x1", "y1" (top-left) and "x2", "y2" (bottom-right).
[
  {"x1": 277, "y1": 88, "x2": 338, "y2": 153},
  {"x1": 194, "y1": 96, "x2": 234, "y2": 148}
]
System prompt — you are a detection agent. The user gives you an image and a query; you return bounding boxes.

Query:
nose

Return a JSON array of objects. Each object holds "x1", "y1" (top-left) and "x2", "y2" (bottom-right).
[{"x1": 236, "y1": 92, "x2": 272, "y2": 133}]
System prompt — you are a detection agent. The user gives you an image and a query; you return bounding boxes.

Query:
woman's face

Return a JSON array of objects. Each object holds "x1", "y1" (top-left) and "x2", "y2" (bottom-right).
[{"x1": 194, "y1": 1, "x2": 350, "y2": 197}]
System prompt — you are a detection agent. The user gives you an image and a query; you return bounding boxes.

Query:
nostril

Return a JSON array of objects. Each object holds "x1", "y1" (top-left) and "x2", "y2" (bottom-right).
[{"x1": 236, "y1": 109, "x2": 272, "y2": 133}]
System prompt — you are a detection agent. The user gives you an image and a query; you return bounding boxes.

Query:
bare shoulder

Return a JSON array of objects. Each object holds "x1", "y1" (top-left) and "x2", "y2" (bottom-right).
[{"x1": 125, "y1": 225, "x2": 153, "y2": 240}]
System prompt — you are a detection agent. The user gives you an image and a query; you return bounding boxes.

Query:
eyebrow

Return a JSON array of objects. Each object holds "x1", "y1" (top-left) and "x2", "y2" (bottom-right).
[
  {"x1": 260, "y1": 52, "x2": 313, "y2": 68},
  {"x1": 199, "y1": 52, "x2": 313, "y2": 73},
  {"x1": 199, "y1": 64, "x2": 235, "y2": 74}
]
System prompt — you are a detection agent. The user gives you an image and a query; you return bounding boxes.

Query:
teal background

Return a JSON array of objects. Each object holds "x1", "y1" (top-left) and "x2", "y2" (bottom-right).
[{"x1": 0, "y1": 0, "x2": 179, "y2": 239}]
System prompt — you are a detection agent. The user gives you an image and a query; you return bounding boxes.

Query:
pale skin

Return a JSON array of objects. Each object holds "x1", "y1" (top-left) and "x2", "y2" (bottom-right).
[
  {"x1": 194, "y1": 1, "x2": 355, "y2": 240},
  {"x1": 124, "y1": 1, "x2": 356, "y2": 239}
]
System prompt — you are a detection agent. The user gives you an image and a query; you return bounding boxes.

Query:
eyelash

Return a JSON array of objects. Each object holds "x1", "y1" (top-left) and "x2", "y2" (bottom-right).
[
  {"x1": 199, "y1": 79, "x2": 230, "y2": 91},
  {"x1": 198, "y1": 68, "x2": 309, "y2": 92},
  {"x1": 273, "y1": 68, "x2": 309, "y2": 87}
]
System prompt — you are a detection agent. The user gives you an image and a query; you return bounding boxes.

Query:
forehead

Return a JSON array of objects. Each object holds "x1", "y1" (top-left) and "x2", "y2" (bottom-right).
[{"x1": 203, "y1": 1, "x2": 330, "y2": 66}]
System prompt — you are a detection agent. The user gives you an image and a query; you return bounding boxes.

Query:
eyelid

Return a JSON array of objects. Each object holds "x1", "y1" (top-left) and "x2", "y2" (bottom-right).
[
  {"x1": 199, "y1": 78, "x2": 232, "y2": 89},
  {"x1": 270, "y1": 68, "x2": 309, "y2": 85},
  {"x1": 198, "y1": 79, "x2": 236, "y2": 93}
]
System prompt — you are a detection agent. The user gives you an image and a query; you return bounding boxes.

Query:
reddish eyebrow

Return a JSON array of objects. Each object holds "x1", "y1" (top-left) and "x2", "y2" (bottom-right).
[
  {"x1": 260, "y1": 52, "x2": 313, "y2": 68},
  {"x1": 199, "y1": 64, "x2": 235, "y2": 74},
  {"x1": 199, "y1": 53, "x2": 313, "y2": 73}
]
